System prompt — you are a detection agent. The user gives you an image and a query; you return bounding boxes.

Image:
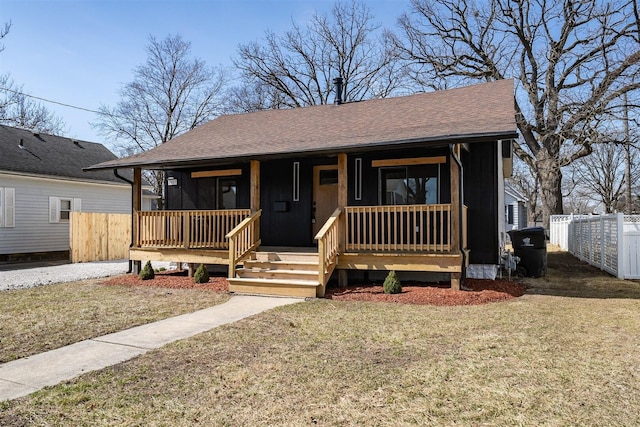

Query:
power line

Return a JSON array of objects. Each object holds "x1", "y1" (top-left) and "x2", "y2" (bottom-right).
[
  {"x1": 0, "y1": 86, "x2": 160, "y2": 127},
  {"x1": 0, "y1": 86, "x2": 103, "y2": 115}
]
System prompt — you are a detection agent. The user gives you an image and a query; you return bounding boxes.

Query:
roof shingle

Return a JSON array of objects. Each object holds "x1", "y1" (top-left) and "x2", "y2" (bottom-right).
[
  {"x1": 0, "y1": 125, "x2": 126, "y2": 183},
  {"x1": 89, "y1": 80, "x2": 518, "y2": 170}
]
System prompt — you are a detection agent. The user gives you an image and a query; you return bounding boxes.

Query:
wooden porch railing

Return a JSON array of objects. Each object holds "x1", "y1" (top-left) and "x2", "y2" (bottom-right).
[
  {"x1": 315, "y1": 208, "x2": 342, "y2": 288},
  {"x1": 135, "y1": 209, "x2": 250, "y2": 249},
  {"x1": 345, "y1": 204, "x2": 467, "y2": 253},
  {"x1": 226, "y1": 210, "x2": 262, "y2": 278}
]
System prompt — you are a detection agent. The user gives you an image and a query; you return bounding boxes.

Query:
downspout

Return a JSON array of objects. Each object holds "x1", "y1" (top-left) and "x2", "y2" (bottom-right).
[
  {"x1": 113, "y1": 169, "x2": 134, "y2": 274},
  {"x1": 449, "y1": 144, "x2": 466, "y2": 287}
]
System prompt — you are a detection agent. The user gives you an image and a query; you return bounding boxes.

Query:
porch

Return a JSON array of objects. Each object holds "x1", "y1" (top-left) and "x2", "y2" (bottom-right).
[{"x1": 128, "y1": 204, "x2": 468, "y2": 297}]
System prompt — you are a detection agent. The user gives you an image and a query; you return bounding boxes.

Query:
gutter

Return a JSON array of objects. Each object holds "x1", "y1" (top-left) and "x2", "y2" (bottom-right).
[
  {"x1": 113, "y1": 169, "x2": 134, "y2": 274},
  {"x1": 449, "y1": 143, "x2": 467, "y2": 289}
]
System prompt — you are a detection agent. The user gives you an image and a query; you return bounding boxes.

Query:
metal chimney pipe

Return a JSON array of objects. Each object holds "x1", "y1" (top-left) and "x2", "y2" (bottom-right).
[{"x1": 333, "y1": 77, "x2": 343, "y2": 105}]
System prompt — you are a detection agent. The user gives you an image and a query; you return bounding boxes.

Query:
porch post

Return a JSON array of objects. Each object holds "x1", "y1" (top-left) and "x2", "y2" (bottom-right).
[
  {"x1": 250, "y1": 160, "x2": 260, "y2": 241},
  {"x1": 250, "y1": 160, "x2": 260, "y2": 213},
  {"x1": 338, "y1": 153, "x2": 347, "y2": 209},
  {"x1": 337, "y1": 153, "x2": 349, "y2": 288},
  {"x1": 450, "y1": 147, "x2": 461, "y2": 291},
  {"x1": 132, "y1": 167, "x2": 142, "y2": 274}
]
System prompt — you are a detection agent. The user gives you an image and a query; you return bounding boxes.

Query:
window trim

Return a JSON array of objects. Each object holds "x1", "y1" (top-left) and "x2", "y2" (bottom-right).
[
  {"x1": 354, "y1": 158, "x2": 362, "y2": 201},
  {"x1": 49, "y1": 197, "x2": 81, "y2": 223},
  {"x1": 292, "y1": 161, "x2": 300, "y2": 202}
]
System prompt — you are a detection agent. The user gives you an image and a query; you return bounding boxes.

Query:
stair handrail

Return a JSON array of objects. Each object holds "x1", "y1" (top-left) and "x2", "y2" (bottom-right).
[
  {"x1": 314, "y1": 207, "x2": 343, "y2": 295},
  {"x1": 226, "y1": 210, "x2": 262, "y2": 278}
]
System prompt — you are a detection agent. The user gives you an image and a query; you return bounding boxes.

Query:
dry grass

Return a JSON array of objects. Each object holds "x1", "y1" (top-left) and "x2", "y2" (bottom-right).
[
  {"x1": 0, "y1": 278, "x2": 229, "y2": 363},
  {"x1": 2, "y1": 251, "x2": 640, "y2": 426}
]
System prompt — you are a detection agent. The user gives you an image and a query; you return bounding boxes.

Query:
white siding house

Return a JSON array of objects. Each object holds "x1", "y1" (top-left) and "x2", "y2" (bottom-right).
[
  {"x1": 504, "y1": 182, "x2": 527, "y2": 236},
  {"x1": 0, "y1": 125, "x2": 154, "y2": 261}
]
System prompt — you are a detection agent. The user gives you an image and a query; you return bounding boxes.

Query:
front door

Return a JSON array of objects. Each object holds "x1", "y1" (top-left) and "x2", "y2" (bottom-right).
[{"x1": 312, "y1": 165, "x2": 339, "y2": 237}]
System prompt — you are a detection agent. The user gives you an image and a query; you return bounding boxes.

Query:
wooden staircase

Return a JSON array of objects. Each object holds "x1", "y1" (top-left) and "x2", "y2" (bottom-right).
[{"x1": 227, "y1": 251, "x2": 321, "y2": 298}]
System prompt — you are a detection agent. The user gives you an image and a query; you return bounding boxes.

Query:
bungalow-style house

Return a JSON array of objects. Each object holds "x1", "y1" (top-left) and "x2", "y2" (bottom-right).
[
  {"x1": 88, "y1": 79, "x2": 518, "y2": 297},
  {"x1": 0, "y1": 125, "x2": 155, "y2": 262}
]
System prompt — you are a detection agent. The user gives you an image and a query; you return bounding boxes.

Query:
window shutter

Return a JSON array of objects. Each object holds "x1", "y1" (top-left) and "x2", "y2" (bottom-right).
[
  {"x1": 49, "y1": 197, "x2": 60, "y2": 223},
  {"x1": 72, "y1": 198, "x2": 82, "y2": 212},
  {"x1": 4, "y1": 188, "x2": 15, "y2": 228},
  {"x1": 0, "y1": 188, "x2": 3, "y2": 227}
]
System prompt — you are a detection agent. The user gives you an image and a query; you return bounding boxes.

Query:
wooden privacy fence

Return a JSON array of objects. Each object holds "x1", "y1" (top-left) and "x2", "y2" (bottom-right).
[{"x1": 70, "y1": 212, "x2": 131, "y2": 262}]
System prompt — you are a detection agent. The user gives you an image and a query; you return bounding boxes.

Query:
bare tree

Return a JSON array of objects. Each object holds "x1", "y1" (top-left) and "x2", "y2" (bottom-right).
[
  {"x1": 0, "y1": 78, "x2": 67, "y2": 134},
  {"x1": 0, "y1": 22, "x2": 67, "y2": 135},
  {"x1": 232, "y1": 0, "x2": 404, "y2": 110},
  {"x1": 95, "y1": 34, "x2": 228, "y2": 206},
  {"x1": 0, "y1": 20, "x2": 11, "y2": 53},
  {"x1": 389, "y1": 0, "x2": 640, "y2": 228},
  {"x1": 569, "y1": 142, "x2": 638, "y2": 213},
  {"x1": 224, "y1": 80, "x2": 289, "y2": 113}
]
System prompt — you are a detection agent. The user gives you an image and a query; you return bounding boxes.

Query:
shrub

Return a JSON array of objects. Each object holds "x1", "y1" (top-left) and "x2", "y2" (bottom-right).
[
  {"x1": 193, "y1": 263, "x2": 210, "y2": 284},
  {"x1": 383, "y1": 270, "x2": 402, "y2": 294},
  {"x1": 139, "y1": 261, "x2": 155, "y2": 280}
]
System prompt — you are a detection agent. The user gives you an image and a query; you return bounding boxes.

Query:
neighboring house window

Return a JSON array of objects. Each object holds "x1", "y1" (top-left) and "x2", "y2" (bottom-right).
[
  {"x1": 380, "y1": 165, "x2": 439, "y2": 205},
  {"x1": 506, "y1": 204, "x2": 514, "y2": 225},
  {"x1": 49, "y1": 197, "x2": 81, "y2": 223},
  {"x1": 0, "y1": 187, "x2": 16, "y2": 228}
]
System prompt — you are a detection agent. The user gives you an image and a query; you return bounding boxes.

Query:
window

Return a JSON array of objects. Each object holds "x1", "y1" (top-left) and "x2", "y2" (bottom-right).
[
  {"x1": 0, "y1": 187, "x2": 15, "y2": 228},
  {"x1": 49, "y1": 197, "x2": 81, "y2": 223},
  {"x1": 506, "y1": 204, "x2": 514, "y2": 225},
  {"x1": 380, "y1": 165, "x2": 439, "y2": 205},
  {"x1": 292, "y1": 162, "x2": 300, "y2": 202},
  {"x1": 217, "y1": 178, "x2": 237, "y2": 209},
  {"x1": 354, "y1": 158, "x2": 362, "y2": 201},
  {"x1": 60, "y1": 199, "x2": 72, "y2": 220}
]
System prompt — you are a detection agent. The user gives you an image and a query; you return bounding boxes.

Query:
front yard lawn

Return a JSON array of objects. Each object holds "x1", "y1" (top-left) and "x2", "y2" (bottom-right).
[
  {"x1": 0, "y1": 278, "x2": 229, "y2": 363},
  {"x1": 1, "y1": 251, "x2": 640, "y2": 425}
]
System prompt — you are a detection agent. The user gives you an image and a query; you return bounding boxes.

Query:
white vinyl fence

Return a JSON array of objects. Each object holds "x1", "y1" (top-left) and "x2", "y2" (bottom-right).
[{"x1": 550, "y1": 213, "x2": 640, "y2": 279}]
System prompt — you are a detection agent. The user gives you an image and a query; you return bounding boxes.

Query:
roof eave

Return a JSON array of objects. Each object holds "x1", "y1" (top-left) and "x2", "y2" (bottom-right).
[{"x1": 85, "y1": 129, "x2": 518, "y2": 171}]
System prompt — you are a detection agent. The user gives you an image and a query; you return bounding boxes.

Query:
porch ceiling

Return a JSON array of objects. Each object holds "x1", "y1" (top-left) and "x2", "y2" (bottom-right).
[{"x1": 87, "y1": 80, "x2": 518, "y2": 171}]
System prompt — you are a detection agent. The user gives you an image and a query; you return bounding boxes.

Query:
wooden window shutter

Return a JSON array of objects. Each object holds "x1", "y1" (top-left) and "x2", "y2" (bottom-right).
[
  {"x1": 49, "y1": 197, "x2": 60, "y2": 223},
  {"x1": 73, "y1": 198, "x2": 82, "y2": 212}
]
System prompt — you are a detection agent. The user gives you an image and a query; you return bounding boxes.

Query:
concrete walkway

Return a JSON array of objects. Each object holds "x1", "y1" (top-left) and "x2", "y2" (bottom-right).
[{"x1": 0, "y1": 295, "x2": 301, "y2": 401}]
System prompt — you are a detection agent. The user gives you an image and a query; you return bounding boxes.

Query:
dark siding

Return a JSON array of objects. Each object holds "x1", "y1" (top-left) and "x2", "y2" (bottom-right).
[
  {"x1": 165, "y1": 164, "x2": 250, "y2": 210},
  {"x1": 466, "y1": 141, "x2": 499, "y2": 264}
]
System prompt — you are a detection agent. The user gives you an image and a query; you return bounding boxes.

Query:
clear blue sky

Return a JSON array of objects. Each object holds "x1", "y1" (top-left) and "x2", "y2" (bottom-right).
[{"x1": 0, "y1": 0, "x2": 409, "y2": 147}]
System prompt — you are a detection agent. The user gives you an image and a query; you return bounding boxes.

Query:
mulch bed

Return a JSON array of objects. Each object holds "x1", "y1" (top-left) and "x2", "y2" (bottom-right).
[
  {"x1": 102, "y1": 269, "x2": 228, "y2": 292},
  {"x1": 326, "y1": 279, "x2": 525, "y2": 306},
  {"x1": 101, "y1": 270, "x2": 525, "y2": 306}
]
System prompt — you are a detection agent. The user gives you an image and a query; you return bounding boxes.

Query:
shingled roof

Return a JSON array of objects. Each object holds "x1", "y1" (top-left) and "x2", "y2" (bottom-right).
[
  {"x1": 89, "y1": 80, "x2": 518, "y2": 170},
  {"x1": 0, "y1": 125, "x2": 127, "y2": 183}
]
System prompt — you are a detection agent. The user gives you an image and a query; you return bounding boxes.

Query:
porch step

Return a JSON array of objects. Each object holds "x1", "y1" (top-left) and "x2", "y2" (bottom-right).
[
  {"x1": 253, "y1": 251, "x2": 318, "y2": 263},
  {"x1": 228, "y1": 278, "x2": 319, "y2": 298},
  {"x1": 229, "y1": 250, "x2": 321, "y2": 298},
  {"x1": 237, "y1": 267, "x2": 318, "y2": 282},
  {"x1": 243, "y1": 259, "x2": 319, "y2": 272}
]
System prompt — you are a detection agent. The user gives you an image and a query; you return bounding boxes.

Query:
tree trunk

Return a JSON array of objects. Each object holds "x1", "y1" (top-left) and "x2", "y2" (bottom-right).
[{"x1": 537, "y1": 148, "x2": 563, "y2": 230}]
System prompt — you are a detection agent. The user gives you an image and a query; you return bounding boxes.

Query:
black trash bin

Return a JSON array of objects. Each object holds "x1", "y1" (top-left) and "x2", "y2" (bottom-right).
[{"x1": 508, "y1": 227, "x2": 547, "y2": 278}]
